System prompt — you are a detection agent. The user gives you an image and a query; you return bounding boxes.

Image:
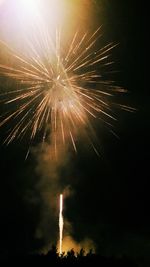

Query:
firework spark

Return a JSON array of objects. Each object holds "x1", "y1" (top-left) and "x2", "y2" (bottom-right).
[
  {"x1": 0, "y1": 28, "x2": 134, "y2": 151},
  {"x1": 59, "y1": 194, "x2": 63, "y2": 255}
]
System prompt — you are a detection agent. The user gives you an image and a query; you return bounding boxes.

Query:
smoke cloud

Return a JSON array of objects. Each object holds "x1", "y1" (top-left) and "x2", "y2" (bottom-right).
[{"x1": 31, "y1": 132, "x2": 95, "y2": 254}]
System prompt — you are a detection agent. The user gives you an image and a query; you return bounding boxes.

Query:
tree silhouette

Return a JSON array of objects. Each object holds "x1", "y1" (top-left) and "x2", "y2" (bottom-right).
[{"x1": 0, "y1": 245, "x2": 139, "y2": 267}]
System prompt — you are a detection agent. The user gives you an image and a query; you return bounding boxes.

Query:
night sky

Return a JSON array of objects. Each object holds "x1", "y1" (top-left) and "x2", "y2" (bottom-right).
[{"x1": 0, "y1": 0, "x2": 149, "y2": 265}]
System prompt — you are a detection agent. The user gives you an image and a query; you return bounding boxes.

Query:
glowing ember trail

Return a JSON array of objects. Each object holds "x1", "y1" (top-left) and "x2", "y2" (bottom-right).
[{"x1": 59, "y1": 194, "x2": 63, "y2": 255}]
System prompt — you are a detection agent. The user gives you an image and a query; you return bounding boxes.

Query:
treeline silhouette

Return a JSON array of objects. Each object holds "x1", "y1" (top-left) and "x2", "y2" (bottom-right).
[{"x1": 0, "y1": 245, "x2": 139, "y2": 267}]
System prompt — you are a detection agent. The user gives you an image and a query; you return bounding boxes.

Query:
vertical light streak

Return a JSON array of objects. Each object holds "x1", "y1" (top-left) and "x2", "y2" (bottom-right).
[{"x1": 59, "y1": 193, "x2": 63, "y2": 255}]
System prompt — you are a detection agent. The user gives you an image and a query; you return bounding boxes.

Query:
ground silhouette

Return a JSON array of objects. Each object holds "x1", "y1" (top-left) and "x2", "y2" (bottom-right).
[{"x1": 0, "y1": 245, "x2": 139, "y2": 266}]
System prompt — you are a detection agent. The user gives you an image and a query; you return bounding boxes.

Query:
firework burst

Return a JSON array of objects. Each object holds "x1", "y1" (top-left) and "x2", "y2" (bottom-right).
[{"x1": 0, "y1": 27, "x2": 134, "y2": 153}]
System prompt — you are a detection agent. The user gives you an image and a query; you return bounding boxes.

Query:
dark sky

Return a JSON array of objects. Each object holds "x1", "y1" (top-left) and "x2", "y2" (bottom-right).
[{"x1": 0, "y1": 0, "x2": 149, "y2": 264}]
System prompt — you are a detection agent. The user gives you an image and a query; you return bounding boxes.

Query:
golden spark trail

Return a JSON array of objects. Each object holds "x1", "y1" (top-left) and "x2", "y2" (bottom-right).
[
  {"x1": 59, "y1": 194, "x2": 63, "y2": 255},
  {"x1": 0, "y1": 27, "x2": 134, "y2": 152}
]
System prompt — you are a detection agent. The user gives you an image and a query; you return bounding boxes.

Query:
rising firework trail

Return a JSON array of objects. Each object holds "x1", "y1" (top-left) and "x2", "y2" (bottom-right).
[
  {"x1": 59, "y1": 194, "x2": 63, "y2": 255},
  {"x1": 0, "y1": 28, "x2": 135, "y2": 152}
]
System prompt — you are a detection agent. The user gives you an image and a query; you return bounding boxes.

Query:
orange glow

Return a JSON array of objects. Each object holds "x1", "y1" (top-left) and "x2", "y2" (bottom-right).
[
  {"x1": 57, "y1": 235, "x2": 96, "y2": 255},
  {"x1": 0, "y1": 0, "x2": 94, "y2": 54}
]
